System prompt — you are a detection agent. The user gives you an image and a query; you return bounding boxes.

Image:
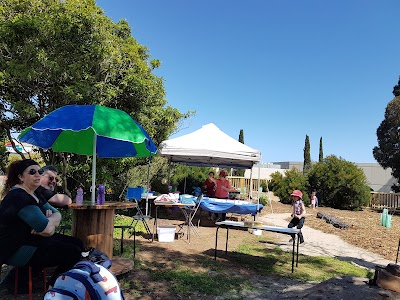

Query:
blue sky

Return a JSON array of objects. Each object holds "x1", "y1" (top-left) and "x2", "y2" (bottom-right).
[{"x1": 96, "y1": 0, "x2": 400, "y2": 163}]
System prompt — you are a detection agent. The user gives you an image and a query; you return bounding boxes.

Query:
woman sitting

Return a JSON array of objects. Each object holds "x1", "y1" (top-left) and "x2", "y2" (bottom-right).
[{"x1": 0, "y1": 159, "x2": 83, "y2": 287}]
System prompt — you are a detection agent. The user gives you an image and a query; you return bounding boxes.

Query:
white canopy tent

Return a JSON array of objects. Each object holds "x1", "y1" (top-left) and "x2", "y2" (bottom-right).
[
  {"x1": 159, "y1": 123, "x2": 261, "y2": 198},
  {"x1": 159, "y1": 123, "x2": 261, "y2": 169}
]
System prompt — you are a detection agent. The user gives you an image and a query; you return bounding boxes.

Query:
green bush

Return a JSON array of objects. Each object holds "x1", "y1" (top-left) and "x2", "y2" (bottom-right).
[
  {"x1": 307, "y1": 155, "x2": 370, "y2": 210},
  {"x1": 270, "y1": 168, "x2": 309, "y2": 205},
  {"x1": 259, "y1": 195, "x2": 269, "y2": 206}
]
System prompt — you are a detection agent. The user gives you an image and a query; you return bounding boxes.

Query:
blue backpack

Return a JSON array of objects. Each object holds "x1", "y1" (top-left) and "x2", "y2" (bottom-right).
[{"x1": 43, "y1": 260, "x2": 124, "y2": 300}]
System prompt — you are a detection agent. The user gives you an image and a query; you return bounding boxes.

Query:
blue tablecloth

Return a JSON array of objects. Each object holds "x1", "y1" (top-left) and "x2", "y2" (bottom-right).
[{"x1": 199, "y1": 198, "x2": 263, "y2": 215}]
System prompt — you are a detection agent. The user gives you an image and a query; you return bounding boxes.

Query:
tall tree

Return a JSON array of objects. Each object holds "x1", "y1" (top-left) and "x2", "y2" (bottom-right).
[
  {"x1": 319, "y1": 137, "x2": 324, "y2": 162},
  {"x1": 236, "y1": 129, "x2": 245, "y2": 176},
  {"x1": 303, "y1": 134, "x2": 311, "y2": 174},
  {"x1": 239, "y1": 129, "x2": 244, "y2": 144},
  {"x1": 0, "y1": 0, "x2": 189, "y2": 194},
  {"x1": 373, "y1": 77, "x2": 400, "y2": 191}
]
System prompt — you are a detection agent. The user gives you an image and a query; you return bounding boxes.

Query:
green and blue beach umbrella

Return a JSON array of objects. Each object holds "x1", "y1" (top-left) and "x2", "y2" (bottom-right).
[{"x1": 18, "y1": 104, "x2": 157, "y2": 204}]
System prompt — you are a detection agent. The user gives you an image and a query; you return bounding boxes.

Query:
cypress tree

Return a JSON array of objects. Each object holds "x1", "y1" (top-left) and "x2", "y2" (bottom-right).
[
  {"x1": 303, "y1": 134, "x2": 311, "y2": 173},
  {"x1": 237, "y1": 129, "x2": 245, "y2": 176},
  {"x1": 319, "y1": 137, "x2": 324, "y2": 162}
]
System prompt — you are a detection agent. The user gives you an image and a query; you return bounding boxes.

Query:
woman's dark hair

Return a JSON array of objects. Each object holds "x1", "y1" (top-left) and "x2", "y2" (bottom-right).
[{"x1": 1, "y1": 159, "x2": 39, "y2": 199}]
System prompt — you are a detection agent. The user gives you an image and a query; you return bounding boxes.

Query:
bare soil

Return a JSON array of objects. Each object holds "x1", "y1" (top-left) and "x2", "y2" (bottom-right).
[{"x1": 3, "y1": 199, "x2": 400, "y2": 299}]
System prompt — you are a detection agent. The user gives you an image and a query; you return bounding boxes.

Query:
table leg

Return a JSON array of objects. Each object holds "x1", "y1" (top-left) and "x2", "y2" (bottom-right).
[
  {"x1": 187, "y1": 210, "x2": 191, "y2": 244},
  {"x1": 225, "y1": 228, "x2": 229, "y2": 255},
  {"x1": 214, "y1": 226, "x2": 220, "y2": 260},
  {"x1": 291, "y1": 234, "x2": 295, "y2": 273},
  {"x1": 152, "y1": 206, "x2": 159, "y2": 242},
  {"x1": 296, "y1": 234, "x2": 300, "y2": 267}
]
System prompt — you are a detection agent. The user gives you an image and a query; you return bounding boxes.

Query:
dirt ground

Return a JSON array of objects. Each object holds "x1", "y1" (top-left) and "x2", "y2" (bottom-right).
[
  {"x1": 267, "y1": 201, "x2": 400, "y2": 262},
  {"x1": 117, "y1": 200, "x2": 400, "y2": 299},
  {"x1": 3, "y1": 198, "x2": 400, "y2": 299}
]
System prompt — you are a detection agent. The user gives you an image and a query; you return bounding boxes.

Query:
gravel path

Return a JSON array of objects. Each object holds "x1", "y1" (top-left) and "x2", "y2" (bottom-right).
[{"x1": 259, "y1": 213, "x2": 393, "y2": 270}]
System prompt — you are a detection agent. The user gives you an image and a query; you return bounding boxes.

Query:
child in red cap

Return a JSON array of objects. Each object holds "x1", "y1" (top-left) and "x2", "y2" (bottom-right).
[{"x1": 288, "y1": 189, "x2": 306, "y2": 244}]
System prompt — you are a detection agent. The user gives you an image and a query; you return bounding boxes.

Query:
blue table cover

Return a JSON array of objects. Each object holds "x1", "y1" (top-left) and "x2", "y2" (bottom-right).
[{"x1": 199, "y1": 198, "x2": 263, "y2": 215}]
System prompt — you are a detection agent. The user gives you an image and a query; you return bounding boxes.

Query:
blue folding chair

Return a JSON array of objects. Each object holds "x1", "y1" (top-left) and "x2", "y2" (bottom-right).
[{"x1": 126, "y1": 187, "x2": 152, "y2": 236}]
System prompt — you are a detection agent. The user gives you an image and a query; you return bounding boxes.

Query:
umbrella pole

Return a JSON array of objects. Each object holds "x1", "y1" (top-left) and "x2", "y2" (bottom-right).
[{"x1": 91, "y1": 134, "x2": 97, "y2": 205}]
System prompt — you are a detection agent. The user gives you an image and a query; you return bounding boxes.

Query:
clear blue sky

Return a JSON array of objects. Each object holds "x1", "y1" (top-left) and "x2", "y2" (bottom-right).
[{"x1": 96, "y1": 0, "x2": 400, "y2": 163}]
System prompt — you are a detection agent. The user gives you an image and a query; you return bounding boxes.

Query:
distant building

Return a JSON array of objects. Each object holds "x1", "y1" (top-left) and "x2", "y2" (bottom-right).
[
  {"x1": 244, "y1": 161, "x2": 396, "y2": 192},
  {"x1": 5, "y1": 141, "x2": 33, "y2": 154}
]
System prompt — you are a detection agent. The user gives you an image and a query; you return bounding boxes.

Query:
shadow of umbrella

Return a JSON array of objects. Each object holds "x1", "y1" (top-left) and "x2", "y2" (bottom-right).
[{"x1": 18, "y1": 104, "x2": 157, "y2": 204}]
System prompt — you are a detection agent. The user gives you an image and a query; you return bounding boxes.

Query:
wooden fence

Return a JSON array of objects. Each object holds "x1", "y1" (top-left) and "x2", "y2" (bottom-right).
[{"x1": 370, "y1": 192, "x2": 400, "y2": 211}]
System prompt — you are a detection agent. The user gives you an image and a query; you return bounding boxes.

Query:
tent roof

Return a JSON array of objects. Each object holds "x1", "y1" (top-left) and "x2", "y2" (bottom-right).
[{"x1": 158, "y1": 123, "x2": 261, "y2": 169}]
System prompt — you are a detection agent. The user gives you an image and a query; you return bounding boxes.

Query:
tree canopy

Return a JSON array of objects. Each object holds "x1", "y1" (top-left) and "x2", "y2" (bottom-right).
[
  {"x1": 373, "y1": 78, "x2": 400, "y2": 191},
  {"x1": 0, "y1": 0, "x2": 189, "y2": 194}
]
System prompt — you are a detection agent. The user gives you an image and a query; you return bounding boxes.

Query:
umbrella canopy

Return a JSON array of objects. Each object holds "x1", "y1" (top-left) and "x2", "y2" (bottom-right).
[{"x1": 18, "y1": 104, "x2": 157, "y2": 204}]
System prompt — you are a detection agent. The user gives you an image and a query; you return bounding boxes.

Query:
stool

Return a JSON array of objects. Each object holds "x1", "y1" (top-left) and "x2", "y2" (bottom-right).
[
  {"x1": 114, "y1": 225, "x2": 136, "y2": 257},
  {"x1": 0, "y1": 264, "x2": 47, "y2": 300}
]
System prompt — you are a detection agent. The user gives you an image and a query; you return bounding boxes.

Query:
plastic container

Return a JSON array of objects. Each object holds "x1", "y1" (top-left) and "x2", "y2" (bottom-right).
[
  {"x1": 75, "y1": 187, "x2": 83, "y2": 204},
  {"x1": 126, "y1": 186, "x2": 144, "y2": 200},
  {"x1": 385, "y1": 215, "x2": 392, "y2": 228},
  {"x1": 157, "y1": 226, "x2": 176, "y2": 242},
  {"x1": 252, "y1": 229, "x2": 262, "y2": 236}
]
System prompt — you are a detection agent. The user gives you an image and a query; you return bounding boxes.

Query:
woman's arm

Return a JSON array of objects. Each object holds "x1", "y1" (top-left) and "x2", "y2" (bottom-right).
[
  {"x1": 18, "y1": 205, "x2": 55, "y2": 237},
  {"x1": 43, "y1": 202, "x2": 61, "y2": 227},
  {"x1": 222, "y1": 180, "x2": 231, "y2": 191}
]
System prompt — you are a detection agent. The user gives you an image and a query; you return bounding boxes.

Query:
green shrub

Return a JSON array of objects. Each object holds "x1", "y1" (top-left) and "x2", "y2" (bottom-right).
[
  {"x1": 270, "y1": 168, "x2": 309, "y2": 205},
  {"x1": 259, "y1": 195, "x2": 269, "y2": 206},
  {"x1": 308, "y1": 155, "x2": 370, "y2": 210}
]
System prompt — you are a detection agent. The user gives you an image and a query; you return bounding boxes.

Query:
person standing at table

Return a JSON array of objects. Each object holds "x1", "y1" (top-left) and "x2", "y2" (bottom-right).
[
  {"x1": 0, "y1": 159, "x2": 83, "y2": 288},
  {"x1": 202, "y1": 171, "x2": 216, "y2": 197},
  {"x1": 288, "y1": 189, "x2": 306, "y2": 244},
  {"x1": 36, "y1": 165, "x2": 72, "y2": 207},
  {"x1": 214, "y1": 169, "x2": 231, "y2": 221}
]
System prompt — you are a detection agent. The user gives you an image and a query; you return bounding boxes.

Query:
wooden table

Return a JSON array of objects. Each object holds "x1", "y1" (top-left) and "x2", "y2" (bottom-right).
[{"x1": 69, "y1": 201, "x2": 137, "y2": 259}]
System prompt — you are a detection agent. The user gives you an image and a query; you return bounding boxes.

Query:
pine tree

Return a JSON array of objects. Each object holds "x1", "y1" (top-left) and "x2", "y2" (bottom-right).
[
  {"x1": 303, "y1": 134, "x2": 311, "y2": 173},
  {"x1": 319, "y1": 137, "x2": 324, "y2": 162}
]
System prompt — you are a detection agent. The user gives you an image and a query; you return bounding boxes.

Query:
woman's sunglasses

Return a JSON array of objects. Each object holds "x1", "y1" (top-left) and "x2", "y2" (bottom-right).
[{"x1": 27, "y1": 168, "x2": 44, "y2": 175}]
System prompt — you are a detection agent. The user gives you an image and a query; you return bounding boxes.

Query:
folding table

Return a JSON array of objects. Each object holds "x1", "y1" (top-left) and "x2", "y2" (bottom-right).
[
  {"x1": 152, "y1": 202, "x2": 196, "y2": 243},
  {"x1": 214, "y1": 220, "x2": 300, "y2": 273}
]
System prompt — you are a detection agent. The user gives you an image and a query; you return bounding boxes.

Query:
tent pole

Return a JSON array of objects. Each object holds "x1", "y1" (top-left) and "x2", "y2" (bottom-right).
[
  {"x1": 257, "y1": 163, "x2": 261, "y2": 212},
  {"x1": 91, "y1": 134, "x2": 97, "y2": 205},
  {"x1": 249, "y1": 168, "x2": 253, "y2": 202}
]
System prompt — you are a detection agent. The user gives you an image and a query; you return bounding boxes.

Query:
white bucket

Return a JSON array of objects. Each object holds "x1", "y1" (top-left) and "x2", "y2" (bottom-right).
[
  {"x1": 252, "y1": 229, "x2": 262, "y2": 236},
  {"x1": 157, "y1": 226, "x2": 176, "y2": 242}
]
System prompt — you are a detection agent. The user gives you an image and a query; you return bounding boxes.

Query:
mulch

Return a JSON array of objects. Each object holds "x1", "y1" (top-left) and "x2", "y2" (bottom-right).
[{"x1": 263, "y1": 200, "x2": 400, "y2": 262}]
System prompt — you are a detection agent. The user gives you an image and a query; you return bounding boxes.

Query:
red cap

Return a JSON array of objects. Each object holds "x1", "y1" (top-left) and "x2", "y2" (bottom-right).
[{"x1": 290, "y1": 190, "x2": 303, "y2": 198}]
